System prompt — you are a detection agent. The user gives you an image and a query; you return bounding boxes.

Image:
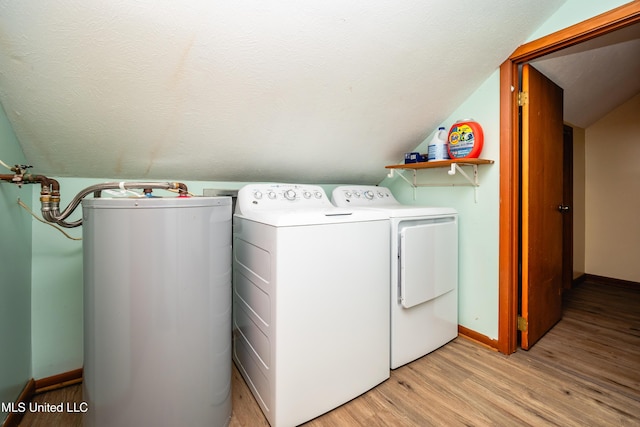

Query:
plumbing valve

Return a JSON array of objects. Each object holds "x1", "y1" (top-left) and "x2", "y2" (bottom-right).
[{"x1": 10, "y1": 165, "x2": 33, "y2": 187}]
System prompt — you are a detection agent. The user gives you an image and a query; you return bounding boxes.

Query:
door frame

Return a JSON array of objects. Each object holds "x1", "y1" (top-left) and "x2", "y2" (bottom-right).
[
  {"x1": 497, "y1": 1, "x2": 640, "y2": 354},
  {"x1": 562, "y1": 125, "x2": 574, "y2": 291}
]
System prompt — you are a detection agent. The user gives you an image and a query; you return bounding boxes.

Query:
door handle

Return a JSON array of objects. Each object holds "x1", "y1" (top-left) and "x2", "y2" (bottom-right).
[{"x1": 557, "y1": 205, "x2": 571, "y2": 212}]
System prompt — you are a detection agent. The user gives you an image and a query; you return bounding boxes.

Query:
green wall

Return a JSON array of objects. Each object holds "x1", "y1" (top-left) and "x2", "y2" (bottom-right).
[
  {"x1": 0, "y1": 105, "x2": 32, "y2": 423},
  {"x1": 526, "y1": 0, "x2": 630, "y2": 42},
  {"x1": 381, "y1": 71, "x2": 501, "y2": 338},
  {"x1": 29, "y1": 180, "x2": 84, "y2": 379}
]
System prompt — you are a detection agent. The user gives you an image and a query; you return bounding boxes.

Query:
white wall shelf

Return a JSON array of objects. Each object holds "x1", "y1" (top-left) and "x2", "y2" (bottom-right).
[{"x1": 385, "y1": 158, "x2": 494, "y2": 202}]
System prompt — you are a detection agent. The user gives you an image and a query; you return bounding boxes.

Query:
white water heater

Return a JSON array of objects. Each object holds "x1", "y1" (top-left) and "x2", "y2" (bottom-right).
[{"x1": 82, "y1": 196, "x2": 232, "y2": 427}]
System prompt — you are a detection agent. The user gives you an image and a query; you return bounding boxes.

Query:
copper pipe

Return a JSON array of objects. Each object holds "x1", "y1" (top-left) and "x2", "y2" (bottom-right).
[
  {"x1": 2, "y1": 172, "x2": 54, "y2": 193},
  {"x1": 25, "y1": 174, "x2": 55, "y2": 190}
]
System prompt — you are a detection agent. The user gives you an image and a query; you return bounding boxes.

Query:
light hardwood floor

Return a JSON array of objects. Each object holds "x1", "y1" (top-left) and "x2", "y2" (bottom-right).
[{"x1": 19, "y1": 280, "x2": 640, "y2": 426}]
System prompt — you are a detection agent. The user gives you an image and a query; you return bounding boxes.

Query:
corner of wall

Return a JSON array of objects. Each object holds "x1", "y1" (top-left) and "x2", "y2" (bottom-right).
[
  {"x1": 0, "y1": 102, "x2": 33, "y2": 420},
  {"x1": 378, "y1": 70, "x2": 501, "y2": 341}
]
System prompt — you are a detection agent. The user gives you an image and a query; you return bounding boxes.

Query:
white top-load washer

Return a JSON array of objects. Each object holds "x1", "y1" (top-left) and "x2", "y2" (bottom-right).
[
  {"x1": 331, "y1": 185, "x2": 458, "y2": 369},
  {"x1": 233, "y1": 183, "x2": 390, "y2": 427}
]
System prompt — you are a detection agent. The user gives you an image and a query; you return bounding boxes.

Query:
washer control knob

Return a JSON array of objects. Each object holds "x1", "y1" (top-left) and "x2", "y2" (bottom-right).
[
  {"x1": 267, "y1": 191, "x2": 276, "y2": 200},
  {"x1": 377, "y1": 191, "x2": 386, "y2": 198},
  {"x1": 354, "y1": 191, "x2": 361, "y2": 198},
  {"x1": 254, "y1": 191, "x2": 263, "y2": 200},
  {"x1": 344, "y1": 191, "x2": 352, "y2": 198},
  {"x1": 314, "y1": 191, "x2": 323, "y2": 199},
  {"x1": 303, "y1": 190, "x2": 312, "y2": 199},
  {"x1": 364, "y1": 190, "x2": 374, "y2": 200},
  {"x1": 284, "y1": 189, "x2": 296, "y2": 200}
]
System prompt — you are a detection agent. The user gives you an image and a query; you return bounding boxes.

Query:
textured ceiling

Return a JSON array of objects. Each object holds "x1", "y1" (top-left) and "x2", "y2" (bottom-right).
[
  {"x1": 0, "y1": 1, "x2": 565, "y2": 184},
  {"x1": 532, "y1": 22, "x2": 640, "y2": 129}
]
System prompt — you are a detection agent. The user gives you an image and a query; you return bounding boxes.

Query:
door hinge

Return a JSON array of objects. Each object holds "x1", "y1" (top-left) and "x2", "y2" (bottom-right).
[
  {"x1": 518, "y1": 91, "x2": 528, "y2": 106},
  {"x1": 517, "y1": 316, "x2": 528, "y2": 332}
]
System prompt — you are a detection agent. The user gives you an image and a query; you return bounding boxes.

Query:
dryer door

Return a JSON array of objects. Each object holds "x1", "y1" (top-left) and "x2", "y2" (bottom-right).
[{"x1": 399, "y1": 217, "x2": 457, "y2": 308}]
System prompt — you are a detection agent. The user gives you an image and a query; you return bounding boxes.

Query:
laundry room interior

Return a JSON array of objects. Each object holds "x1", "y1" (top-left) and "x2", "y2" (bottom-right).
[{"x1": 1, "y1": 1, "x2": 639, "y2": 426}]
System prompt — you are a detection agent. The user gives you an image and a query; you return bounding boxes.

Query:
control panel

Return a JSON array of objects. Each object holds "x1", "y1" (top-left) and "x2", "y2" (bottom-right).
[
  {"x1": 236, "y1": 183, "x2": 333, "y2": 213},
  {"x1": 331, "y1": 185, "x2": 398, "y2": 207}
]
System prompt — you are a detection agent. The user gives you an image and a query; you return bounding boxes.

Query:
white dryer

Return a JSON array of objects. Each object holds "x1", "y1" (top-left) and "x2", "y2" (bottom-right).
[
  {"x1": 332, "y1": 185, "x2": 458, "y2": 369},
  {"x1": 233, "y1": 183, "x2": 390, "y2": 427}
]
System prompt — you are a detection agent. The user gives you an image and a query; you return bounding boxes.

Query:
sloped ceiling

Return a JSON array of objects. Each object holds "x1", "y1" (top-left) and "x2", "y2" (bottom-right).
[
  {"x1": 532, "y1": 22, "x2": 640, "y2": 129},
  {"x1": 0, "y1": 1, "x2": 565, "y2": 184}
]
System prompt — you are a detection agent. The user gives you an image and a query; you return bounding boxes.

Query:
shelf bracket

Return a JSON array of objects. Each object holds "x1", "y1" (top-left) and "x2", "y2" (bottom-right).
[
  {"x1": 389, "y1": 169, "x2": 418, "y2": 199},
  {"x1": 448, "y1": 163, "x2": 480, "y2": 202},
  {"x1": 447, "y1": 163, "x2": 479, "y2": 187}
]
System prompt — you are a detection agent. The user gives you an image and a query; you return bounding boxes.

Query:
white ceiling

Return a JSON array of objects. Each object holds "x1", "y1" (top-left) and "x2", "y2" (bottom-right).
[
  {"x1": 0, "y1": 1, "x2": 566, "y2": 184},
  {"x1": 532, "y1": 22, "x2": 640, "y2": 129}
]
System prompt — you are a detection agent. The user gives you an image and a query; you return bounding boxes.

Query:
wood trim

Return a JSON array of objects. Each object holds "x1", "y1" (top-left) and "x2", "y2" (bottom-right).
[
  {"x1": 35, "y1": 368, "x2": 83, "y2": 394},
  {"x1": 584, "y1": 274, "x2": 639, "y2": 289},
  {"x1": 2, "y1": 370, "x2": 84, "y2": 427},
  {"x1": 562, "y1": 125, "x2": 574, "y2": 291},
  {"x1": 510, "y1": 1, "x2": 640, "y2": 63},
  {"x1": 458, "y1": 325, "x2": 499, "y2": 351},
  {"x1": 573, "y1": 273, "x2": 587, "y2": 287},
  {"x1": 497, "y1": 0, "x2": 640, "y2": 354},
  {"x1": 498, "y1": 59, "x2": 519, "y2": 355},
  {"x1": 498, "y1": 1, "x2": 640, "y2": 354},
  {"x1": 2, "y1": 379, "x2": 35, "y2": 427}
]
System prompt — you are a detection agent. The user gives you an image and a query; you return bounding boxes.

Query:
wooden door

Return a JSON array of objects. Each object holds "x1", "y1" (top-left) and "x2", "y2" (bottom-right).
[
  {"x1": 562, "y1": 125, "x2": 574, "y2": 290},
  {"x1": 520, "y1": 64, "x2": 564, "y2": 350}
]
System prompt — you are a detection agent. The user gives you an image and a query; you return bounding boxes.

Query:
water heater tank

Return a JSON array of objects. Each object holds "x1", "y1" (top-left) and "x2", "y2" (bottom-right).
[{"x1": 82, "y1": 196, "x2": 232, "y2": 427}]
